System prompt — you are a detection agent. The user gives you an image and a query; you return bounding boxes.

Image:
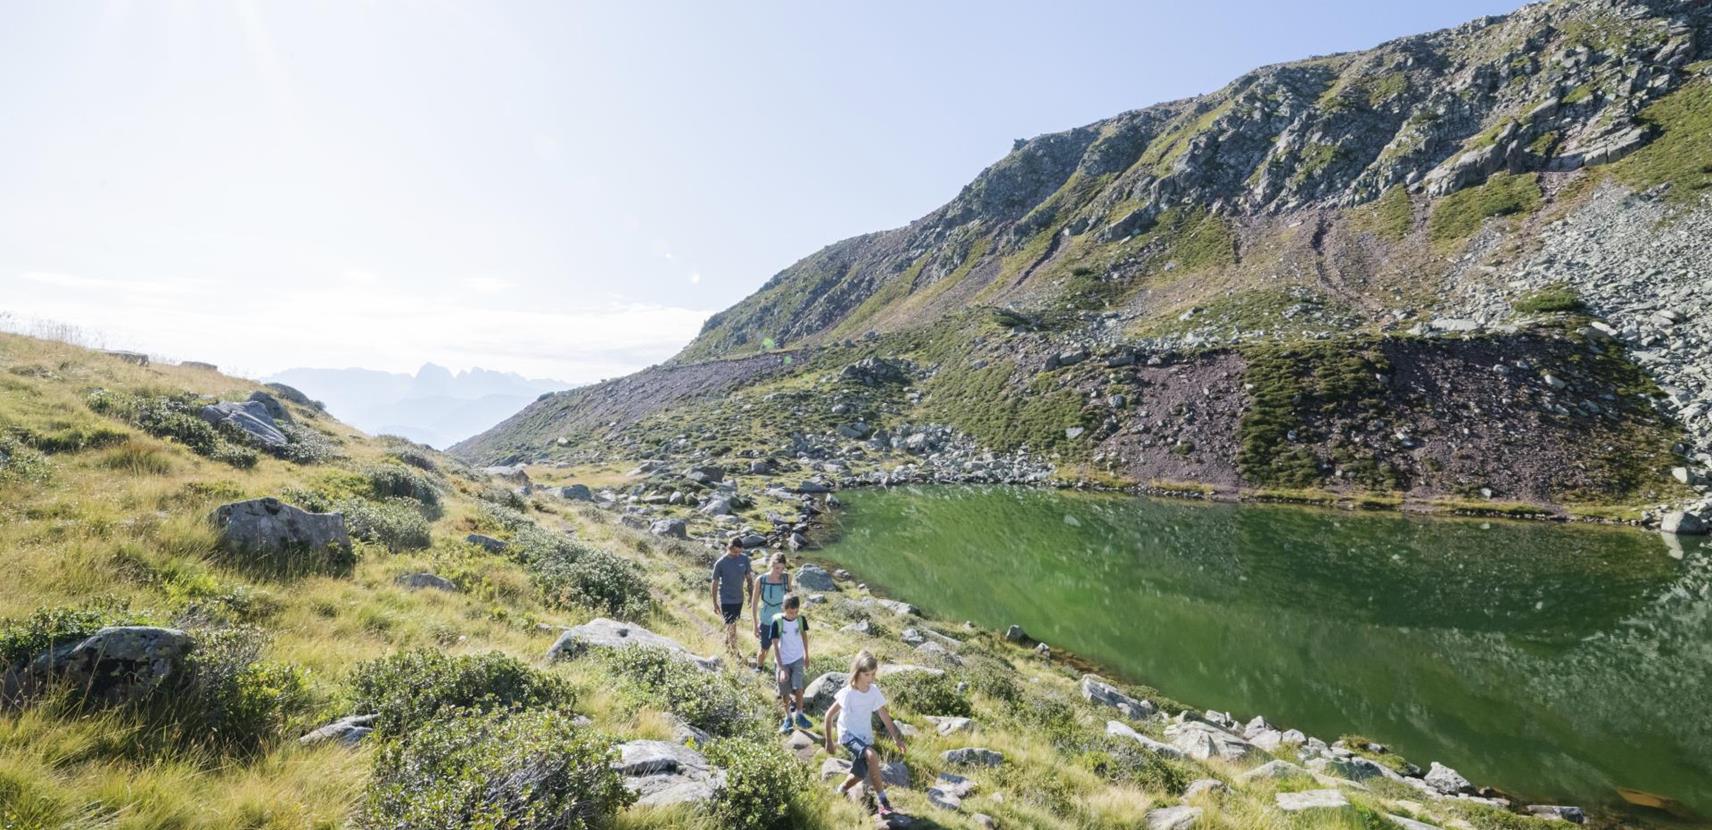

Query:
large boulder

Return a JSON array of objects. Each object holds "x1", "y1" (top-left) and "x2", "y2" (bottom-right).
[
  {"x1": 796, "y1": 564, "x2": 837, "y2": 591},
  {"x1": 561, "y1": 484, "x2": 594, "y2": 501},
  {"x1": 211, "y1": 498, "x2": 351, "y2": 559},
  {"x1": 941, "y1": 747, "x2": 1004, "y2": 767},
  {"x1": 546, "y1": 618, "x2": 719, "y2": 671},
  {"x1": 1105, "y1": 720, "x2": 1185, "y2": 759},
  {"x1": 1145, "y1": 806, "x2": 1202, "y2": 830},
  {"x1": 1276, "y1": 789, "x2": 1349, "y2": 812},
  {"x1": 1080, "y1": 674, "x2": 1155, "y2": 719},
  {"x1": 650, "y1": 519, "x2": 688, "y2": 539},
  {"x1": 245, "y1": 390, "x2": 292, "y2": 423},
  {"x1": 1424, "y1": 761, "x2": 1473, "y2": 795},
  {"x1": 263, "y1": 382, "x2": 312, "y2": 406},
  {"x1": 31, "y1": 626, "x2": 192, "y2": 704},
  {"x1": 613, "y1": 740, "x2": 726, "y2": 807},
  {"x1": 1661, "y1": 511, "x2": 1707, "y2": 535},
  {"x1": 804, "y1": 671, "x2": 848, "y2": 715},
  {"x1": 1164, "y1": 721, "x2": 1257, "y2": 762},
  {"x1": 199, "y1": 400, "x2": 290, "y2": 451},
  {"x1": 840, "y1": 356, "x2": 911, "y2": 386}
]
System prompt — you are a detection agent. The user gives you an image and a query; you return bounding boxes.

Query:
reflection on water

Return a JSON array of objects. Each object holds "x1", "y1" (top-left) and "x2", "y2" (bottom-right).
[{"x1": 824, "y1": 486, "x2": 1712, "y2": 816}]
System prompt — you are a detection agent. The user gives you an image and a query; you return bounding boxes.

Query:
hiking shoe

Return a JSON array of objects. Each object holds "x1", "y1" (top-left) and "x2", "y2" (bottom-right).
[
  {"x1": 778, "y1": 717, "x2": 794, "y2": 734},
  {"x1": 794, "y1": 712, "x2": 813, "y2": 730},
  {"x1": 876, "y1": 802, "x2": 896, "y2": 818}
]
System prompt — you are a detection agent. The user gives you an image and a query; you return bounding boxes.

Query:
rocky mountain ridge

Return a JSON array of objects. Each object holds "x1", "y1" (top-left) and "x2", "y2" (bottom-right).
[{"x1": 457, "y1": 0, "x2": 1712, "y2": 527}]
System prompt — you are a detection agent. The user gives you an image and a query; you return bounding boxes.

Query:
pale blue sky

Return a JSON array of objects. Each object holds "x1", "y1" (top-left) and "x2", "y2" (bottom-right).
[{"x1": 0, "y1": 0, "x2": 1524, "y2": 381}]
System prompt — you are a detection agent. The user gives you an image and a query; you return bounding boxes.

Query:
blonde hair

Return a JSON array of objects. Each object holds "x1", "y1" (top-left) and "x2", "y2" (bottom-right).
[{"x1": 849, "y1": 649, "x2": 878, "y2": 679}]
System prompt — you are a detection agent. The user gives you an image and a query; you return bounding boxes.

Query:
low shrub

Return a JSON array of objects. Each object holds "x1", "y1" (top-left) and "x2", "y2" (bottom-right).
[
  {"x1": 598, "y1": 646, "x2": 759, "y2": 737},
  {"x1": 384, "y1": 443, "x2": 438, "y2": 472},
  {"x1": 86, "y1": 390, "x2": 257, "y2": 468},
  {"x1": 533, "y1": 544, "x2": 651, "y2": 620},
  {"x1": 360, "y1": 708, "x2": 632, "y2": 830},
  {"x1": 958, "y1": 657, "x2": 1022, "y2": 703},
  {"x1": 883, "y1": 670, "x2": 971, "y2": 717},
  {"x1": 1073, "y1": 734, "x2": 1191, "y2": 795},
  {"x1": 348, "y1": 648, "x2": 576, "y2": 737},
  {"x1": 339, "y1": 497, "x2": 433, "y2": 551},
  {"x1": 705, "y1": 737, "x2": 810, "y2": 830},
  {"x1": 1511, "y1": 282, "x2": 1584, "y2": 315},
  {"x1": 478, "y1": 486, "x2": 529, "y2": 513},
  {"x1": 160, "y1": 626, "x2": 315, "y2": 756},
  {"x1": 0, "y1": 607, "x2": 137, "y2": 668},
  {"x1": 363, "y1": 463, "x2": 441, "y2": 516},
  {"x1": 276, "y1": 422, "x2": 340, "y2": 464},
  {"x1": 0, "y1": 435, "x2": 52, "y2": 484}
]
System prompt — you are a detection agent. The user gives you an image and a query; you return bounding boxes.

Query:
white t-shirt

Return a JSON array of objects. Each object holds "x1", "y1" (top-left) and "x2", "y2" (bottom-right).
[
  {"x1": 835, "y1": 682, "x2": 887, "y2": 744},
  {"x1": 769, "y1": 613, "x2": 808, "y2": 664}
]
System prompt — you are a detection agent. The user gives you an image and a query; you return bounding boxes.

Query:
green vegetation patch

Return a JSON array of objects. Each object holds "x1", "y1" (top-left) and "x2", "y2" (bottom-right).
[
  {"x1": 1367, "y1": 186, "x2": 1415, "y2": 241},
  {"x1": 1511, "y1": 282, "x2": 1584, "y2": 315},
  {"x1": 86, "y1": 389, "x2": 259, "y2": 468},
  {"x1": 1427, "y1": 172, "x2": 1542, "y2": 243},
  {"x1": 1609, "y1": 80, "x2": 1712, "y2": 205},
  {"x1": 597, "y1": 645, "x2": 762, "y2": 737},
  {"x1": 359, "y1": 708, "x2": 632, "y2": 830},
  {"x1": 1238, "y1": 340, "x2": 1394, "y2": 489},
  {"x1": 348, "y1": 648, "x2": 576, "y2": 738},
  {"x1": 922, "y1": 362, "x2": 1095, "y2": 458},
  {"x1": 704, "y1": 737, "x2": 813, "y2": 830}
]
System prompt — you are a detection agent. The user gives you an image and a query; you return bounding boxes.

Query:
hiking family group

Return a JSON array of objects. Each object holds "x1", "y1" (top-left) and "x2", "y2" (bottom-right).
[{"x1": 710, "y1": 538, "x2": 909, "y2": 819}]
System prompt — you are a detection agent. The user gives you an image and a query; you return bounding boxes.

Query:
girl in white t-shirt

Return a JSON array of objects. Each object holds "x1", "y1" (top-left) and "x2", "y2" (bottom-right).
[{"x1": 822, "y1": 649, "x2": 907, "y2": 818}]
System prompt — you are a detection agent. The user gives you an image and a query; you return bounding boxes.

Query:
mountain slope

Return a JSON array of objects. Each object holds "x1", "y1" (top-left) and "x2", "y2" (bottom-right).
[{"x1": 456, "y1": 0, "x2": 1712, "y2": 523}]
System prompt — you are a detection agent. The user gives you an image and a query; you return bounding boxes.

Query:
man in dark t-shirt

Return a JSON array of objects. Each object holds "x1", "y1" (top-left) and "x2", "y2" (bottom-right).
[{"x1": 710, "y1": 537, "x2": 753, "y2": 658}]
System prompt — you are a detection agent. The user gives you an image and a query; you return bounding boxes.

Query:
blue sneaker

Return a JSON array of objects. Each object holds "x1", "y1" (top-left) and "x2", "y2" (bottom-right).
[
  {"x1": 779, "y1": 716, "x2": 794, "y2": 734},
  {"x1": 795, "y1": 712, "x2": 813, "y2": 730}
]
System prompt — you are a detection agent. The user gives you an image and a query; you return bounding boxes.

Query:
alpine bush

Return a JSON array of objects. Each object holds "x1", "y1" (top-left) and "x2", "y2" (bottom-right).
[
  {"x1": 348, "y1": 648, "x2": 575, "y2": 737},
  {"x1": 362, "y1": 463, "x2": 441, "y2": 516},
  {"x1": 883, "y1": 670, "x2": 972, "y2": 717},
  {"x1": 360, "y1": 708, "x2": 632, "y2": 830},
  {"x1": 597, "y1": 646, "x2": 759, "y2": 737},
  {"x1": 339, "y1": 497, "x2": 433, "y2": 551},
  {"x1": 533, "y1": 544, "x2": 651, "y2": 620},
  {"x1": 705, "y1": 737, "x2": 809, "y2": 830}
]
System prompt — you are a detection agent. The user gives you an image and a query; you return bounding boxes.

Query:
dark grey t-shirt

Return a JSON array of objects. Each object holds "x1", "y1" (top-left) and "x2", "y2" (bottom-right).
[{"x1": 711, "y1": 553, "x2": 752, "y2": 604}]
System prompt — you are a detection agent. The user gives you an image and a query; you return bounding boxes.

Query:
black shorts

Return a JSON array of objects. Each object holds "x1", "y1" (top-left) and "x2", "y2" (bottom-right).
[{"x1": 720, "y1": 603, "x2": 744, "y2": 625}]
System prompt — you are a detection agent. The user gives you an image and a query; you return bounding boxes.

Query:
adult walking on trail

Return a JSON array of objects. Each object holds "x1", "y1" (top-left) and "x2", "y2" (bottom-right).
[
  {"x1": 710, "y1": 537, "x2": 753, "y2": 660},
  {"x1": 752, "y1": 552, "x2": 791, "y2": 676}
]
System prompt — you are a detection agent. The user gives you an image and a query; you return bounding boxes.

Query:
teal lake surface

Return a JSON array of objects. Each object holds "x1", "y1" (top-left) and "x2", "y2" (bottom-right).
[{"x1": 822, "y1": 486, "x2": 1712, "y2": 817}]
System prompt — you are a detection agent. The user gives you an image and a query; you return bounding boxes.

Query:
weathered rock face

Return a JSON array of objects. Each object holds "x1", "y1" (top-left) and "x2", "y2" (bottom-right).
[
  {"x1": 395, "y1": 572, "x2": 457, "y2": 592},
  {"x1": 299, "y1": 713, "x2": 378, "y2": 747},
  {"x1": 23, "y1": 626, "x2": 192, "y2": 705},
  {"x1": 1080, "y1": 675, "x2": 1156, "y2": 720},
  {"x1": 546, "y1": 618, "x2": 720, "y2": 671},
  {"x1": 200, "y1": 400, "x2": 289, "y2": 451},
  {"x1": 612, "y1": 740, "x2": 726, "y2": 806},
  {"x1": 211, "y1": 498, "x2": 352, "y2": 559},
  {"x1": 1165, "y1": 720, "x2": 1258, "y2": 762},
  {"x1": 796, "y1": 564, "x2": 838, "y2": 591},
  {"x1": 804, "y1": 671, "x2": 848, "y2": 715}
]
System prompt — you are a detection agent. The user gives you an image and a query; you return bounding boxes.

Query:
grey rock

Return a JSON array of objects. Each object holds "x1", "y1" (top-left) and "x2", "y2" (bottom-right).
[
  {"x1": 1424, "y1": 761, "x2": 1473, "y2": 795},
  {"x1": 1525, "y1": 806, "x2": 1586, "y2": 824},
  {"x1": 804, "y1": 672, "x2": 849, "y2": 714},
  {"x1": 924, "y1": 716, "x2": 973, "y2": 735},
  {"x1": 1238, "y1": 760, "x2": 1308, "y2": 782},
  {"x1": 561, "y1": 484, "x2": 594, "y2": 501},
  {"x1": 36, "y1": 626, "x2": 191, "y2": 703},
  {"x1": 465, "y1": 533, "x2": 507, "y2": 553},
  {"x1": 263, "y1": 382, "x2": 312, "y2": 406},
  {"x1": 299, "y1": 713, "x2": 378, "y2": 747},
  {"x1": 199, "y1": 400, "x2": 289, "y2": 450},
  {"x1": 395, "y1": 572, "x2": 457, "y2": 592},
  {"x1": 1145, "y1": 805, "x2": 1202, "y2": 830},
  {"x1": 1275, "y1": 789, "x2": 1350, "y2": 812},
  {"x1": 1003, "y1": 624, "x2": 1028, "y2": 643},
  {"x1": 1106, "y1": 720, "x2": 1185, "y2": 759},
  {"x1": 1661, "y1": 511, "x2": 1707, "y2": 535},
  {"x1": 1164, "y1": 721, "x2": 1256, "y2": 762},
  {"x1": 245, "y1": 391, "x2": 292, "y2": 423},
  {"x1": 940, "y1": 747, "x2": 1004, "y2": 767},
  {"x1": 211, "y1": 498, "x2": 351, "y2": 560},
  {"x1": 547, "y1": 618, "x2": 719, "y2": 671},
  {"x1": 613, "y1": 740, "x2": 726, "y2": 807},
  {"x1": 1080, "y1": 675, "x2": 1156, "y2": 719},
  {"x1": 796, "y1": 564, "x2": 837, "y2": 591},
  {"x1": 650, "y1": 518, "x2": 688, "y2": 539},
  {"x1": 1182, "y1": 778, "x2": 1227, "y2": 799}
]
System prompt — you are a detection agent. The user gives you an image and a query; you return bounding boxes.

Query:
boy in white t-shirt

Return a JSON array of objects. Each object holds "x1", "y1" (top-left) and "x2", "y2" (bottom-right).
[
  {"x1": 768, "y1": 592, "x2": 812, "y2": 733},
  {"x1": 822, "y1": 649, "x2": 907, "y2": 818}
]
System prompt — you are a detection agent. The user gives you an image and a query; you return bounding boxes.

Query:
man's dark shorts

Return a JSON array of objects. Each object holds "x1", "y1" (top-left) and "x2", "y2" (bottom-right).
[{"x1": 721, "y1": 603, "x2": 744, "y2": 625}]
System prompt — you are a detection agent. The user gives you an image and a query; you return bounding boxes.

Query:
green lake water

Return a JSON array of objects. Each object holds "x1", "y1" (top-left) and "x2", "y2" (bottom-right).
[{"x1": 821, "y1": 486, "x2": 1712, "y2": 818}]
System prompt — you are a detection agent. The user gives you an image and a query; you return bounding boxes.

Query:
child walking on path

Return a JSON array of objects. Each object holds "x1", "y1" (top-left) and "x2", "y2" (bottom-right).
[
  {"x1": 767, "y1": 592, "x2": 813, "y2": 733},
  {"x1": 823, "y1": 650, "x2": 907, "y2": 818},
  {"x1": 753, "y1": 553, "x2": 791, "y2": 678}
]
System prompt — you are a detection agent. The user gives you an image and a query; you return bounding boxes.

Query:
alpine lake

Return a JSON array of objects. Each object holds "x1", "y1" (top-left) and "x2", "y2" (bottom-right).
[{"x1": 818, "y1": 486, "x2": 1712, "y2": 821}]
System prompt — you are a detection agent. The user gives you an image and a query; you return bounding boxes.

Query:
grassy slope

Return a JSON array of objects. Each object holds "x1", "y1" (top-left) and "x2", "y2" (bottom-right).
[{"x1": 0, "y1": 335, "x2": 1573, "y2": 830}]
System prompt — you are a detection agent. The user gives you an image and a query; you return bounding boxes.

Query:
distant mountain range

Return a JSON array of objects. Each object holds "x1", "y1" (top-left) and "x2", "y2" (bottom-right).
[{"x1": 268, "y1": 364, "x2": 571, "y2": 448}]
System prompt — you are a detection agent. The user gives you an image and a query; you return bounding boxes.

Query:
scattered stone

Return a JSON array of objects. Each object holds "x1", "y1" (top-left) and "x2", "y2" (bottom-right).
[
  {"x1": 465, "y1": 533, "x2": 508, "y2": 553},
  {"x1": 1182, "y1": 778, "x2": 1227, "y2": 799},
  {"x1": 1080, "y1": 674, "x2": 1156, "y2": 719},
  {"x1": 211, "y1": 498, "x2": 351, "y2": 560},
  {"x1": 395, "y1": 572, "x2": 457, "y2": 592},
  {"x1": 783, "y1": 730, "x2": 818, "y2": 762},
  {"x1": 804, "y1": 672, "x2": 848, "y2": 714},
  {"x1": 650, "y1": 518, "x2": 688, "y2": 539},
  {"x1": 1003, "y1": 624, "x2": 1028, "y2": 643},
  {"x1": 1525, "y1": 805, "x2": 1586, "y2": 824},
  {"x1": 1106, "y1": 720, "x2": 1186, "y2": 759},
  {"x1": 1239, "y1": 760, "x2": 1308, "y2": 782},
  {"x1": 1661, "y1": 511, "x2": 1707, "y2": 535},
  {"x1": 546, "y1": 618, "x2": 719, "y2": 671},
  {"x1": 561, "y1": 483, "x2": 593, "y2": 501},
  {"x1": 1275, "y1": 789, "x2": 1350, "y2": 812},
  {"x1": 797, "y1": 564, "x2": 838, "y2": 591},
  {"x1": 299, "y1": 713, "x2": 377, "y2": 747},
  {"x1": 924, "y1": 716, "x2": 974, "y2": 735},
  {"x1": 1424, "y1": 761, "x2": 1473, "y2": 795},
  {"x1": 1145, "y1": 805, "x2": 1202, "y2": 830},
  {"x1": 613, "y1": 740, "x2": 726, "y2": 806},
  {"x1": 940, "y1": 747, "x2": 1004, "y2": 767},
  {"x1": 1165, "y1": 721, "x2": 1256, "y2": 762}
]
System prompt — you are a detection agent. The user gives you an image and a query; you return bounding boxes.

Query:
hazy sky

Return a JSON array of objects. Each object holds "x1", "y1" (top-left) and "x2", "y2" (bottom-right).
[{"x1": 0, "y1": 0, "x2": 1523, "y2": 382}]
